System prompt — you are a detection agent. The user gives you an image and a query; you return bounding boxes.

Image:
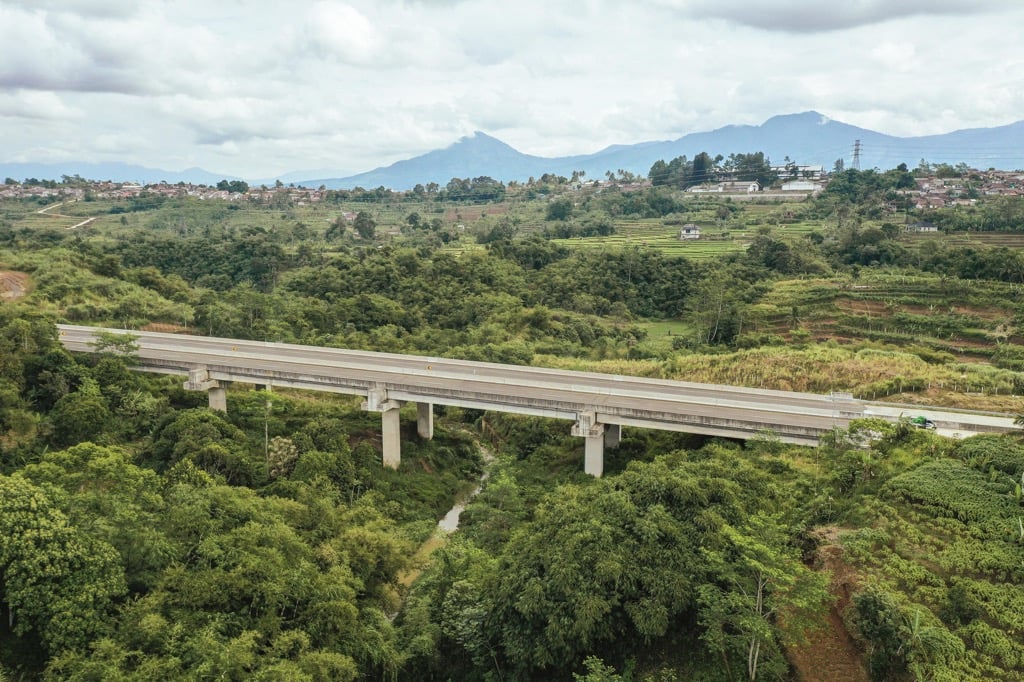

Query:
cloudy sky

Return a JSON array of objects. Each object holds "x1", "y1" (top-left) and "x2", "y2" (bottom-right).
[{"x1": 2, "y1": 0, "x2": 1022, "y2": 178}]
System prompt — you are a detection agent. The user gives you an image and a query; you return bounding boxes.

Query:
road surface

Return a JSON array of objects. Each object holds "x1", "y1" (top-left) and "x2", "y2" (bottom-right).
[{"x1": 57, "y1": 325, "x2": 1018, "y2": 444}]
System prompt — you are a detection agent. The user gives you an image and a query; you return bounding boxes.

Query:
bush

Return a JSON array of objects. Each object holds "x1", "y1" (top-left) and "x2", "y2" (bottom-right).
[
  {"x1": 850, "y1": 589, "x2": 908, "y2": 679},
  {"x1": 954, "y1": 434, "x2": 1024, "y2": 478}
]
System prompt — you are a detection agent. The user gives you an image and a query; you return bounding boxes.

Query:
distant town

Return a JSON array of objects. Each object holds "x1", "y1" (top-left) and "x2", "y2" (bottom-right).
[{"x1": 4, "y1": 165, "x2": 1024, "y2": 212}]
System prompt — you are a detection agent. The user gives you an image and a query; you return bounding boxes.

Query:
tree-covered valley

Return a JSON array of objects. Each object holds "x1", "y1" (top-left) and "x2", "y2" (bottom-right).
[{"x1": 1, "y1": 166, "x2": 1024, "y2": 680}]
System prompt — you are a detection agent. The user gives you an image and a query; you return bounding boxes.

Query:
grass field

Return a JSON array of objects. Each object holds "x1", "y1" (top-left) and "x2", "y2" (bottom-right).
[{"x1": 635, "y1": 319, "x2": 693, "y2": 354}]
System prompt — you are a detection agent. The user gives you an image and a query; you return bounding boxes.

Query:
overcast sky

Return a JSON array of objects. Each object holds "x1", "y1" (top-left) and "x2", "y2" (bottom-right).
[{"x1": 2, "y1": 0, "x2": 1022, "y2": 178}]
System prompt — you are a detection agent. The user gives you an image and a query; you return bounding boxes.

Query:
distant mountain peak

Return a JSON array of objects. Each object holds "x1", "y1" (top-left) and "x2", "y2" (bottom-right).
[
  {"x1": 451, "y1": 131, "x2": 514, "y2": 150},
  {"x1": 299, "y1": 112, "x2": 1024, "y2": 189},
  {"x1": 762, "y1": 111, "x2": 828, "y2": 126}
]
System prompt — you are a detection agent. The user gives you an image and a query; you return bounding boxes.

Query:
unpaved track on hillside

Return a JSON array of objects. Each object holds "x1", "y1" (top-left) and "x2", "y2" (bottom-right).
[
  {"x1": 37, "y1": 202, "x2": 70, "y2": 217},
  {"x1": 787, "y1": 530, "x2": 868, "y2": 681},
  {"x1": 36, "y1": 201, "x2": 97, "y2": 229}
]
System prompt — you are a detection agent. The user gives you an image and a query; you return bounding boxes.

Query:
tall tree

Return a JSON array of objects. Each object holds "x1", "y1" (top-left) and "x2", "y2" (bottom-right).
[
  {"x1": 0, "y1": 475, "x2": 126, "y2": 653},
  {"x1": 353, "y1": 212, "x2": 376, "y2": 240},
  {"x1": 697, "y1": 513, "x2": 830, "y2": 681}
]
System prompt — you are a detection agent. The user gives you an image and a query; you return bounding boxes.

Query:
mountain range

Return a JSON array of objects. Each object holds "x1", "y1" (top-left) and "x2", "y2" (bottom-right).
[
  {"x1": 0, "y1": 162, "x2": 243, "y2": 187},
  {"x1": 4, "y1": 112, "x2": 1022, "y2": 190}
]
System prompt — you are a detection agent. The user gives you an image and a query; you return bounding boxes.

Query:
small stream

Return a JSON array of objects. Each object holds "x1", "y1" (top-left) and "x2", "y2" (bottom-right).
[
  {"x1": 395, "y1": 447, "x2": 495, "y2": 597},
  {"x1": 437, "y1": 453, "x2": 492, "y2": 533}
]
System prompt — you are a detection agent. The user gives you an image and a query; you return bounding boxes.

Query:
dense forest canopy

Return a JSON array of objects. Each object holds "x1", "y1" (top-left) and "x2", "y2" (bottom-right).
[{"x1": 1, "y1": 164, "x2": 1023, "y2": 679}]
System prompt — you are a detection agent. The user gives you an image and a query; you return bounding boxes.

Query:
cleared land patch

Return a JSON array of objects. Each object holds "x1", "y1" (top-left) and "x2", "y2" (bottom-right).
[{"x1": 0, "y1": 270, "x2": 29, "y2": 301}]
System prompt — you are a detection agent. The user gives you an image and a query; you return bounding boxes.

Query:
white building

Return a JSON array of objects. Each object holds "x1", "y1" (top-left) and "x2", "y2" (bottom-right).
[
  {"x1": 780, "y1": 180, "x2": 824, "y2": 192},
  {"x1": 686, "y1": 181, "x2": 760, "y2": 194},
  {"x1": 679, "y1": 224, "x2": 701, "y2": 239}
]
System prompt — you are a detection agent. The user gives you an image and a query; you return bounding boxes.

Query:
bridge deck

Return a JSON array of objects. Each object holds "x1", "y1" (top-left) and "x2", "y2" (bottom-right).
[{"x1": 57, "y1": 325, "x2": 1019, "y2": 473}]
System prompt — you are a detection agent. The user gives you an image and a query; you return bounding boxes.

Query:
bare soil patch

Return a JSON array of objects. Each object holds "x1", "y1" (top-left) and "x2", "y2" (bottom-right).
[
  {"x1": 786, "y1": 528, "x2": 868, "y2": 682},
  {"x1": 140, "y1": 323, "x2": 190, "y2": 333},
  {"x1": 0, "y1": 271, "x2": 30, "y2": 302}
]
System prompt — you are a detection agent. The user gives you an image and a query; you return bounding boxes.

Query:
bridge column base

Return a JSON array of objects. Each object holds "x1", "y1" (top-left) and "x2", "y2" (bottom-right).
[
  {"x1": 573, "y1": 411, "x2": 606, "y2": 478},
  {"x1": 417, "y1": 402, "x2": 434, "y2": 440},
  {"x1": 584, "y1": 433, "x2": 605, "y2": 477},
  {"x1": 208, "y1": 387, "x2": 227, "y2": 412},
  {"x1": 363, "y1": 386, "x2": 402, "y2": 469}
]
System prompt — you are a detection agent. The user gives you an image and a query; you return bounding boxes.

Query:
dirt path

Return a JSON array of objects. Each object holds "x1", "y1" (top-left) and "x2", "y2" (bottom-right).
[
  {"x1": 0, "y1": 271, "x2": 30, "y2": 302},
  {"x1": 789, "y1": 605, "x2": 868, "y2": 682},
  {"x1": 68, "y1": 216, "x2": 96, "y2": 230},
  {"x1": 786, "y1": 530, "x2": 868, "y2": 681},
  {"x1": 37, "y1": 202, "x2": 70, "y2": 217},
  {"x1": 36, "y1": 200, "x2": 96, "y2": 229}
]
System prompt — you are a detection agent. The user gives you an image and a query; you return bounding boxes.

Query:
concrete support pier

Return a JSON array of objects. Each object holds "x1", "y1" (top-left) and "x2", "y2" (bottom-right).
[
  {"x1": 208, "y1": 386, "x2": 227, "y2": 412},
  {"x1": 380, "y1": 406, "x2": 401, "y2": 469},
  {"x1": 584, "y1": 432, "x2": 605, "y2": 477},
  {"x1": 417, "y1": 402, "x2": 434, "y2": 440},
  {"x1": 362, "y1": 386, "x2": 403, "y2": 469},
  {"x1": 604, "y1": 423, "x2": 621, "y2": 449},
  {"x1": 572, "y1": 411, "x2": 606, "y2": 477},
  {"x1": 185, "y1": 368, "x2": 228, "y2": 412}
]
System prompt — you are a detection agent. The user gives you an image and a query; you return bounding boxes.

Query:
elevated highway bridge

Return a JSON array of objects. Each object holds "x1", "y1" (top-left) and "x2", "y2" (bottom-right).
[{"x1": 58, "y1": 325, "x2": 1018, "y2": 476}]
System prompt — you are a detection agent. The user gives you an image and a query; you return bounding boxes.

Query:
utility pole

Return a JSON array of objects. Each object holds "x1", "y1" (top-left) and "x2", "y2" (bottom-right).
[{"x1": 852, "y1": 139, "x2": 862, "y2": 170}]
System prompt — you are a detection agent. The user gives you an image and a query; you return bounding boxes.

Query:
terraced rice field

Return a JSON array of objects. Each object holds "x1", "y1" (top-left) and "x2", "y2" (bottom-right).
[
  {"x1": 554, "y1": 235, "x2": 748, "y2": 258},
  {"x1": 907, "y1": 231, "x2": 1024, "y2": 248}
]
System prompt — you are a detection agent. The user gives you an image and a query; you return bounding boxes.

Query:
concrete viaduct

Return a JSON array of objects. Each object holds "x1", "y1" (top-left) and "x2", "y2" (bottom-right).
[{"x1": 58, "y1": 325, "x2": 1018, "y2": 477}]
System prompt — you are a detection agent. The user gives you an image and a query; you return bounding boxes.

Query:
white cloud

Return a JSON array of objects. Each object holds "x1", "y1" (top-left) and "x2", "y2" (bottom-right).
[
  {"x1": 92, "y1": 131, "x2": 150, "y2": 154},
  {"x1": 3, "y1": 0, "x2": 142, "y2": 19},
  {"x1": 0, "y1": 90, "x2": 80, "y2": 120},
  {"x1": 663, "y1": 0, "x2": 1003, "y2": 33},
  {"x1": 304, "y1": 2, "x2": 382, "y2": 64},
  {"x1": 1, "y1": 0, "x2": 1022, "y2": 177}
]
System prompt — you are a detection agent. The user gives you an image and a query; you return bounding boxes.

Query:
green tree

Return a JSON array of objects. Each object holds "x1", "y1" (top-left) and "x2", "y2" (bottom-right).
[
  {"x1": 546, "y1": 198, "x2": 574, "y2": 221},
  {"x1": 725, "y1": 152, "x2": 775, "y2": 186},
  {"x1": 0, "y1": 475, "x2": 126, "y2": 653},
  {"x1": 485, "y1": 455, "x2": 755, "y2": 675},
  {"x1": 325, "y1": 215, "x2": 348, "y2": 241},
  {"x1": 692, "y1": 151, "x2": 719, "y2": 185},
  {"x1": 48, "y1": 377, "x2": 110, "y2": 447},
  {"x1": 405, "y1": 212, "x2": 422, "y2": 231},
  {"x1": 21, "y1": 443, "x2": 173, "y2": 593},
  {"x1": 850, "y1": 589, "x2": 908, "y2": 679},
  {"x1": 686, "y1": 266, "x2": 748, "y2": 346},
  {"x1": 149, "y1": 408, "x2": 261, "y2": 485},
  {"x1": 697, "y1": 513, "x2": 830, "y2": 681},
  {"x1": 648, "y1": 159, "x2": 671, "y2": 186},
  {"x1": 216, "y1": 179, "x2": 249, "y2": 193},
  {"x1": 353, "y1": 212, "x2": 376, "y2": 240}
]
